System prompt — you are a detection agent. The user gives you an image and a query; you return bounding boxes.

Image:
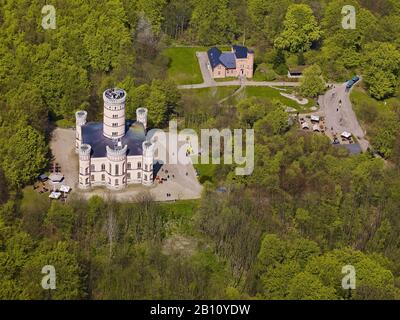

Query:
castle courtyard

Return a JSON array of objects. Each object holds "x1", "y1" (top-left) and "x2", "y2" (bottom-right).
[{"x1": 50, "y1": 127, "x2": 202, "y2": 202}]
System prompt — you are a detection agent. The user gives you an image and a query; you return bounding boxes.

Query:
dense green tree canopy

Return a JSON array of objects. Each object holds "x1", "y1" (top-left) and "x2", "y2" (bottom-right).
[
  {"x1": 190, "y1": 0, "x2": 236, "y2": 45},
  {"x1": 274, "y1": 4, "x2": 322, "y2": 53},
  {"x1": 1, "y1": 0, "x2": 400, "y2": 301},
  {"x1": 0, "y1": 126, "x2": 48, "y2": 188},
  {"x1": 300, "y1": 65, "x2": 327, "y2": 98}
]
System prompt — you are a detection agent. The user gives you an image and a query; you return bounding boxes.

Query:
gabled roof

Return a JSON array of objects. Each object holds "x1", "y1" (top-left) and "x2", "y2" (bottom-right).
[
  {"x1": 208, "y1": 45, "x2": 252, "y2": 70},
  {"x1": 207, "y1": 47, "x2": 222, "y2": 69},
  {"x1": 219, "y1": 53, "x2": 236, "y2": 69},
  {"x1": 232, "y1": 45, "x2": 249, "y2": 59}
]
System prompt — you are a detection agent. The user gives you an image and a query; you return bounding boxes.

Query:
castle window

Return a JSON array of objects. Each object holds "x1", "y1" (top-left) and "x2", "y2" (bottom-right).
[
  {"x1": 112, "y1": 123, "x2": 118, "y2": 127},
  {"x1": 101, "y1": 164, "x2": 105, "y2": 171},
  {"x1": 85, "y1": 167, "x2": 89, "y2": 175},
  {"x1": 85, "y1": 178, "x2": 89, "y2": 184},
  {"x1": 109, "y1": 164, "x2": 111, "y2": 173},
  {"x1": 101, "y1": 174, "x2": 105, "y2": 181},
  {"x1": 113, "y1": 114, "x2": 118, "y2": 118},
  {"x1": 145, "y1": 164, "x2": 148, "y2": 171},
  {"x1": 115, "y1": 179, "x2": 119, "y2": 186},
  {"x1": 115, "y1": 164, "x2": 119, "y2": 175},
  {"x1": 127, "y1": 162, "x2": 131, "y2": 170},
  {"x1": 144, "y1": 175, "x2": 147, "y2": 181},
  {"x1": 91, "y1": 175, "x2": 95, "y2": 181},
  {"x1": 137, "y1": 172, "x2": 141, "y2": 179},
  {"x1": 138, "y1": 162, "x2": 142, "y2": 169},
  {"x1": 127, "y1": 173, "x2": 131, "y2": 180},
  {"x1": 112, "y1": 132, "x2": 118, "y2": 136},
  {"x1": 90, "y1": 164, "x2": 95, "y2": 171}
]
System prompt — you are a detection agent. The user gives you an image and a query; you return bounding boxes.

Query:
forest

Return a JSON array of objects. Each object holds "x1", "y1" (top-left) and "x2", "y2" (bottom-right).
[{"x1": 1, "y1": 0, "x2": 400, "y2": 299}]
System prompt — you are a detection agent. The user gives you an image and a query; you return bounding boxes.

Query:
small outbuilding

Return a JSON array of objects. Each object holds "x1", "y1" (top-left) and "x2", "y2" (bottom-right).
[{"x1": 287, "y1": 66, "x2": 306, "y2": 78}]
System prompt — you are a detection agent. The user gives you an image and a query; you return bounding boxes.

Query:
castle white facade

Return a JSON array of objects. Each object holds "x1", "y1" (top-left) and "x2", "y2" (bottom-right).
[{"x1": 75, "y1": 88, "x2": 154, "y2": 190}]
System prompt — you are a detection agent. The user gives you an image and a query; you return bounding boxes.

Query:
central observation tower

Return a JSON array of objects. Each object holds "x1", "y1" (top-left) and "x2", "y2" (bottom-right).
[{"x1": 103, "y1": 88, "x2": 126, "y2": 139}]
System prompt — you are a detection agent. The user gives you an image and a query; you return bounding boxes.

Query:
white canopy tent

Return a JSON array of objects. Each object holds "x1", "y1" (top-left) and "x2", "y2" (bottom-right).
[
  {"x1": 49, "y1": 192, "x2": 62, "y2": 199},
  {"x1": 60, "y1": 185, "x2": 71, "y2": 193},
  {"x1": 311, "y1": 115, "x2": 320, "y2": 122},
  {"x1": 301, "y1": 122, "x2": 309, "y2": 129},
  {"x1": 341, "y1": 131, "x2": 352, "y2": 139}
]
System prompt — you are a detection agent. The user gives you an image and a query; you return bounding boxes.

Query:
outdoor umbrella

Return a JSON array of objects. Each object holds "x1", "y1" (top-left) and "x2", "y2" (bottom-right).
[{"x1": 49, "y1": 173, "x2": 64, "y2": 182}]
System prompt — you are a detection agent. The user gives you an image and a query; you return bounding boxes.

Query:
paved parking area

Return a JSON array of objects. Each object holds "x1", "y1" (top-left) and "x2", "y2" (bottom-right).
[{"x1": 319, "y1": 82, "x2": 369, "y2": 151}]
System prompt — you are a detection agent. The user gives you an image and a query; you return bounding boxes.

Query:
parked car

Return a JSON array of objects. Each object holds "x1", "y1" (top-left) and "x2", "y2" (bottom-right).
[{"x1": 346, "y1": 75, "x2": 360, "y2": 90}]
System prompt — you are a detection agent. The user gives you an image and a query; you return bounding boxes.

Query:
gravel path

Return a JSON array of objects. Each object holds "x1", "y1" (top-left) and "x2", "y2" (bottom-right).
[{"x1": 50, "y1": 128, "x2": 79, "y2": 189}]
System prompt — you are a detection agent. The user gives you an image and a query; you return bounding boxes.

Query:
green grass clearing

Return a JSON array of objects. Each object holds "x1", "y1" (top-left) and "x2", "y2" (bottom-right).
[
  {"x1": 159, "y1": 199, "x2": 200, "y2": 236},
  {"x1": 193, "y1": 162, "x2": 217, "y2": 184},
  {"x1": 233, "y1": 86, "x2": 315, "y2": 112},
  {"x1": 163, "y1": 47, "x2": 205, "y2": 85},
  {"x1": 162, "y1": 46, "x2": 230, "y2": 85}
]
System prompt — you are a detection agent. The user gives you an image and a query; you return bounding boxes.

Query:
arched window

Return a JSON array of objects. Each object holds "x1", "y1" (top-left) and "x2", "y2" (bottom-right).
[
  {"x1": 137, "y1": 172, "x2": 141, "y2": 179},
  {"x1": 101, "y1": 174, "x2": 105, "y2": 181},
  {"x1": 138, "y1": 162, "x2": 142, "y2": 169},
  {"x1": 115, "y1": 179, "x2": 119, "y2": 186},
  {"x1": 101, "y1": 164, "x2": 105, "y2": 171},
  {"x1": 115, "y1": 164, "x2": 119, "y2": 175}
]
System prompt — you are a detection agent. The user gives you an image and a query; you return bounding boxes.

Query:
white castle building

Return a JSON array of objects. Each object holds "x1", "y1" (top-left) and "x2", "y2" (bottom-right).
[{"x1": 75, "y1": 88, "x2": 154, "y2": 190}]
